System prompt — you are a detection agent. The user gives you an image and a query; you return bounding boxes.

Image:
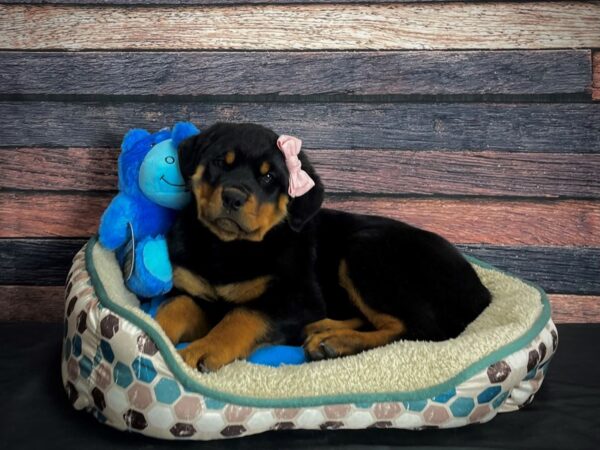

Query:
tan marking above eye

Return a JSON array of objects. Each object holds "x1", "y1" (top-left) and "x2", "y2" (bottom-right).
[
  {"x1": 225, "y1": 151, "x2": 235, "y2": 165},
  {"x1": 260, "y1": 161, "x2": 270, "y2": 175}
]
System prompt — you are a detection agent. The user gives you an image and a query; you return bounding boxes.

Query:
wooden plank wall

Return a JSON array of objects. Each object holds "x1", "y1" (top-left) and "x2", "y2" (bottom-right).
[{"x1": 1, "y1": 1, "x2": 599, "y2": 323}]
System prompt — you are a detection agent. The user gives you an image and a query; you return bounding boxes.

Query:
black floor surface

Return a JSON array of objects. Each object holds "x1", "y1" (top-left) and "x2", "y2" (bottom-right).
[{"x1": 2, "y1": 322, "x2": 599, "y2": 450}]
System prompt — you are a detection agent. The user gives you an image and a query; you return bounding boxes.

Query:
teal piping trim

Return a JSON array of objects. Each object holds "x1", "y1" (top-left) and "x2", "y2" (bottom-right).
[{"x1": 85, "y1": 236, "x2": 552, "y2": 408}]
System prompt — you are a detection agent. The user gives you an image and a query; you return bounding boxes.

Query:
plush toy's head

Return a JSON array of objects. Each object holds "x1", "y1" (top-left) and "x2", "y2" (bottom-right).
[{"x1": 119, "y1": 122, "x2": 200, "y2": 210}]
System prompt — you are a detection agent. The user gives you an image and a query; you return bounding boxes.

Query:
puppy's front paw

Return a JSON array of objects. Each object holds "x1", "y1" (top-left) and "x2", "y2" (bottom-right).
[
  {"x1": 303, "y1": 330, "x2": 362, "y2": 361},
  {"x1": 178, "y1": 339, "x2": 234, "y2": 372}
]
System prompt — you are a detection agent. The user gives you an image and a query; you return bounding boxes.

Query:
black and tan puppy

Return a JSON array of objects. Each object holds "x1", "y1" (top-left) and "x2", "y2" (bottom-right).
[{"x1": 155, "y1": 123, "x2": 491, "y2": 371}]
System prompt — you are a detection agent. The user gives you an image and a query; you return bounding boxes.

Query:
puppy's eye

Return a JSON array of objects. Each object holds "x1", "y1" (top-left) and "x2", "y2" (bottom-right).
[
  {"x1": 212, "y1": 157, "x2": 225, "y2": 168},
  {"x1": 260, "y1": 173, "x2": 275, "y2": 185}
]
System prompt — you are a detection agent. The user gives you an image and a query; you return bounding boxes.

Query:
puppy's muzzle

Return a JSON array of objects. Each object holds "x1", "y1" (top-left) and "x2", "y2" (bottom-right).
[{"x1": 222, "y1": 187, "x2": 248, "y2": 212}]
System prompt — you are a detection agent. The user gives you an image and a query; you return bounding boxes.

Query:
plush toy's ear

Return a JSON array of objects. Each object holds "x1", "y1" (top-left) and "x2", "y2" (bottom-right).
[
  {"x1": 121, "y1": 129, "x2": 151, "y2": 153},
  {"x1": 171, "y1": 122, "x2": 200, "y2": 148},
  {"x1": 286, "y1": 152, "x2": 325, "y2": 232}
]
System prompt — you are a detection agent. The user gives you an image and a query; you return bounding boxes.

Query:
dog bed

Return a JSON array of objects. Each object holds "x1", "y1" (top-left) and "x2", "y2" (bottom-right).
[{"x1": 62, "y1": 236, "x2": 557, "y2": 440}]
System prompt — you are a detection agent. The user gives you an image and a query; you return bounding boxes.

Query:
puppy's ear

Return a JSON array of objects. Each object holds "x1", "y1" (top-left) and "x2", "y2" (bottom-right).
[
  {"x1": 178, "y1": 126, "x2": 220, "y2": 181},
  {"x1": 286, "y1": 152, "x2": 324, "y2": 232},
  {"x1": 177, "y1": 133, "x2": 203, "y2": 180}
]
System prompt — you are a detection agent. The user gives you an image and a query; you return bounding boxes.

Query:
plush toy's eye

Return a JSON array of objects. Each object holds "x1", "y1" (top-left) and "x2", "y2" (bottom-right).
[{"x1": 165, "y1": 156, "x2": 175, "y2": 164}]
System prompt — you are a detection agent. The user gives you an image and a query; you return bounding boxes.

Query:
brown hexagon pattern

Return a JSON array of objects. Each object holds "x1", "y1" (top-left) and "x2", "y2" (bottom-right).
[
  {"x1": 127, "y1": 383, "x2": 153, "y2": 410},
  {"x1": 527, "y1": 349, "x2": 540, "y2": 372},
  {"x1": 175, "y1": 396, "x2": 203, "y2": 421},
  {"x1": 170, "y1": 423, "x2": 196, "y2": 437},
  {"x1": 137, "y1": 333, "x2": 159, "y2": 356},
  {"x1": 100, "y1": 314, "x2": 119, "y2": 339},
  {"x1": 274, "y1": 408, "x2": 300, "y2": 420},
  {"x1": 67, "y1": 357, "x2": 79, "y2": 381},
  {"x1": 373, "y1": 402, "x2": 403, "y2": 420},
  {"x1": 224, "y1": 405, "x2": 253, "y2": 423},
  {"x1": 221, "y1": 425, "x2": 246, "y2": 437},
  {"x1": 469, "y1": 405, "x2": 491, "y2": 423},
  {"x1": 323, "y1": 404, "x2": 352, "y2": 420},
  {"x1": 123, "y1": 409, "x2": 147, "y2": 430},
  {"x1": 487, "y1": 361, "x2": 511, "y2": 383},
  {"x1": 423, "y1": 405, "x2": 450, "y2": 425},
  {"x1": 95, "y1": 363, "x2": 112, "y2": 390}
]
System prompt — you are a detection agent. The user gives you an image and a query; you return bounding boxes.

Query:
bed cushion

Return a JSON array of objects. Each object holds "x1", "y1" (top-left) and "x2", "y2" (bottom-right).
[{"x1": 61, "y1": 237, "x2": 557, "y2": 440}]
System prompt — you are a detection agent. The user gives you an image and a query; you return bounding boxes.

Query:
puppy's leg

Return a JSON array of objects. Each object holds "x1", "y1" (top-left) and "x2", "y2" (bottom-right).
[
  {"x1": 155, "y1": 295, "x2": 210, "y2": 345},
  {"x1": 179, "y1": 308, "x2": 270, "y2": 372},
  {"x1": 304, "y1": 260, "x2": 406, "y2": 360},
  {"x1": 304, "y1": 318, "x2": 364, "y2": 336}
]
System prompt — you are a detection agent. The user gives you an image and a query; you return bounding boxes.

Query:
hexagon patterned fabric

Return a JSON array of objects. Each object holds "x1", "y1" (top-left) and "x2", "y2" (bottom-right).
[{"x1": 62, "y1": 243, "x2": 558, "y2": 440}]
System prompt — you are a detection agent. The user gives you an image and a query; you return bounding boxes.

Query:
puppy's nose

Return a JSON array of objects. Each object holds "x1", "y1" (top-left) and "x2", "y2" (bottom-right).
[{"x1": 222, "y1": 187, "x2": 248, "y2": 211}]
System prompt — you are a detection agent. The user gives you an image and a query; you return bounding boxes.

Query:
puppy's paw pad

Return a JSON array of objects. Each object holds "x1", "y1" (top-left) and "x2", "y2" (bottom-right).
[
  {"x1": 303, "y1": 332, "x2": 349, "y2": 361},
  {"x1": 178, "y1": 347, "x2": 206, "y2": 370}
]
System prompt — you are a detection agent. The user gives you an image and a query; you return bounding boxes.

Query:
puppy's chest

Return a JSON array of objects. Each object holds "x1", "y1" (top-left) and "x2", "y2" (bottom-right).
[{"x1": 173, "y1": 265, "x2": 272, "y2": 304}]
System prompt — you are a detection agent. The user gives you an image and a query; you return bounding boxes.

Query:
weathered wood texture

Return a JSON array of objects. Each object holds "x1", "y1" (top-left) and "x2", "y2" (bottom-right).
[
  {"x1": 3, "y1": 239, "x2": 599, "y2": 294},
  {"x1": 314, "y1": 151, "x2": 600, "y2": 197},
  {"x1": 2, "y1": 102, "x2": 600, "y2": 151},
  {"x1": 0, "y1": 193, "x2": 110, "y2": 238},
  {"x1": 593, "y1": 51, "x2": 600, "y2": 101},
  {"x1": 2, "y1": 286, "x2": 597, "y2": 323},
  {"x1": 0, "y1": 239, "x2": 82, "y2": 285},
  {"x1": 3, "y1": 192, "x2": 599, "y2": 247},
  {"x1": 2, "y1": 1, "x2": 599, "y2": 324},
  {"x1": 1, "y1": 50, "x2": 591, "y2": 96},
  {"x1": 0, "y1": 148, "x2": 118, "y2": 192},
  {"x1": 4, "y1": 148, "x2": 600, "y2": 198},
  {"x1": 460, "y1": 245, "x2": 600, "y2": 295},
  {"x1": 0, "y1": 0, "x2": 490, "y2": 4},
  {"x1": 327, "y1": 198, "x2": 600, "y2": 247},
  {"x1": 548, "y1": 295, "x2": 600, "y2": 324},
  {"x1": 0, "y1": 286, "x2": 65, "y2": 322},
  {"x1": 2, "y1": 3, "x2": 600, "y2": 50}
]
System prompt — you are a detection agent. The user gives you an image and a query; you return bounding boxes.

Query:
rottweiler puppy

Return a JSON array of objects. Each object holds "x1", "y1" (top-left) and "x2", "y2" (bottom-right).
[{"x1": 155, "y1": 123, "x2": 491, "y2": 372}]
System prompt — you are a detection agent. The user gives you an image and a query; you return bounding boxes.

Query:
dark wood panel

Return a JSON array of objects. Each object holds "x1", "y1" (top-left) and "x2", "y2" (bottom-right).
[
  {"x1": 3, "y1": 285, "x2": 597, "y2": 324},
  {"x1": 3, "y1": 3, "x2": 599, "y2": 51},
  {"x1": 4, "y1": 148, "x2": 600, "y2": 198},
  {"x1": 549, "y1": 295, "x2": 600, "y2": 324},
  {"x1": 459, "y1": 245, "x2": 600, "y2": 295},
  {"x1": 0, "y1": 286, "x2": 65, "y2": 322},
  {"x1": 0, "y1": 239, "x2": 82, "y2": 285},
  {"x1": 2, "y1": 102, "x2": 600, "y2": 151},
  {"x1": 4, "y1": 193, "x2": 599, "y2": 247},
  {"x1": 2, "y1": 239, "x2": 599, "y2": 294},
  {"x1": 1, "y1": 50, "x2": 591, "y2": 96}
]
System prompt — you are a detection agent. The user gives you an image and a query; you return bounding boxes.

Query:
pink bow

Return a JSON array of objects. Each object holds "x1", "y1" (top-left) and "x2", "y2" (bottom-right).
[{"x1": 277, "y1": 135, "x2": 315, "y2": 197}]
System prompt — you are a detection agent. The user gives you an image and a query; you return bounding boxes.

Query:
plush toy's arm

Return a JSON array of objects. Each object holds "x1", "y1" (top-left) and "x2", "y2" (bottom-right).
[
  {"x1": 126, "y1": 235, "x2": 173, "y2": 298},
  {"x1": 98, "y1": 194, "x2": 136, "y2": 250}
]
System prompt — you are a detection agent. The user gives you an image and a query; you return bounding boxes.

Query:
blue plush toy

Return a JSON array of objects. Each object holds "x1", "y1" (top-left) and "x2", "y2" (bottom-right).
[{"x1": 99, "y1": 122, "x2": 199, "y2": 297}]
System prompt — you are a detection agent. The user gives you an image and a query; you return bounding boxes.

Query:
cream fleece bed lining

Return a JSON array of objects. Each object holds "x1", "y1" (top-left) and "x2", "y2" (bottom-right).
[{"x1": 91, "y1": 238, "x2": 544, "y2": 401}]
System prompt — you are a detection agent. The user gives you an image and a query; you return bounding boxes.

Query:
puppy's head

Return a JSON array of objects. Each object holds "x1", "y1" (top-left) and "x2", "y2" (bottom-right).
[{"x1": 178, "y1": 123, "x2": 324, "y2": 242}]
